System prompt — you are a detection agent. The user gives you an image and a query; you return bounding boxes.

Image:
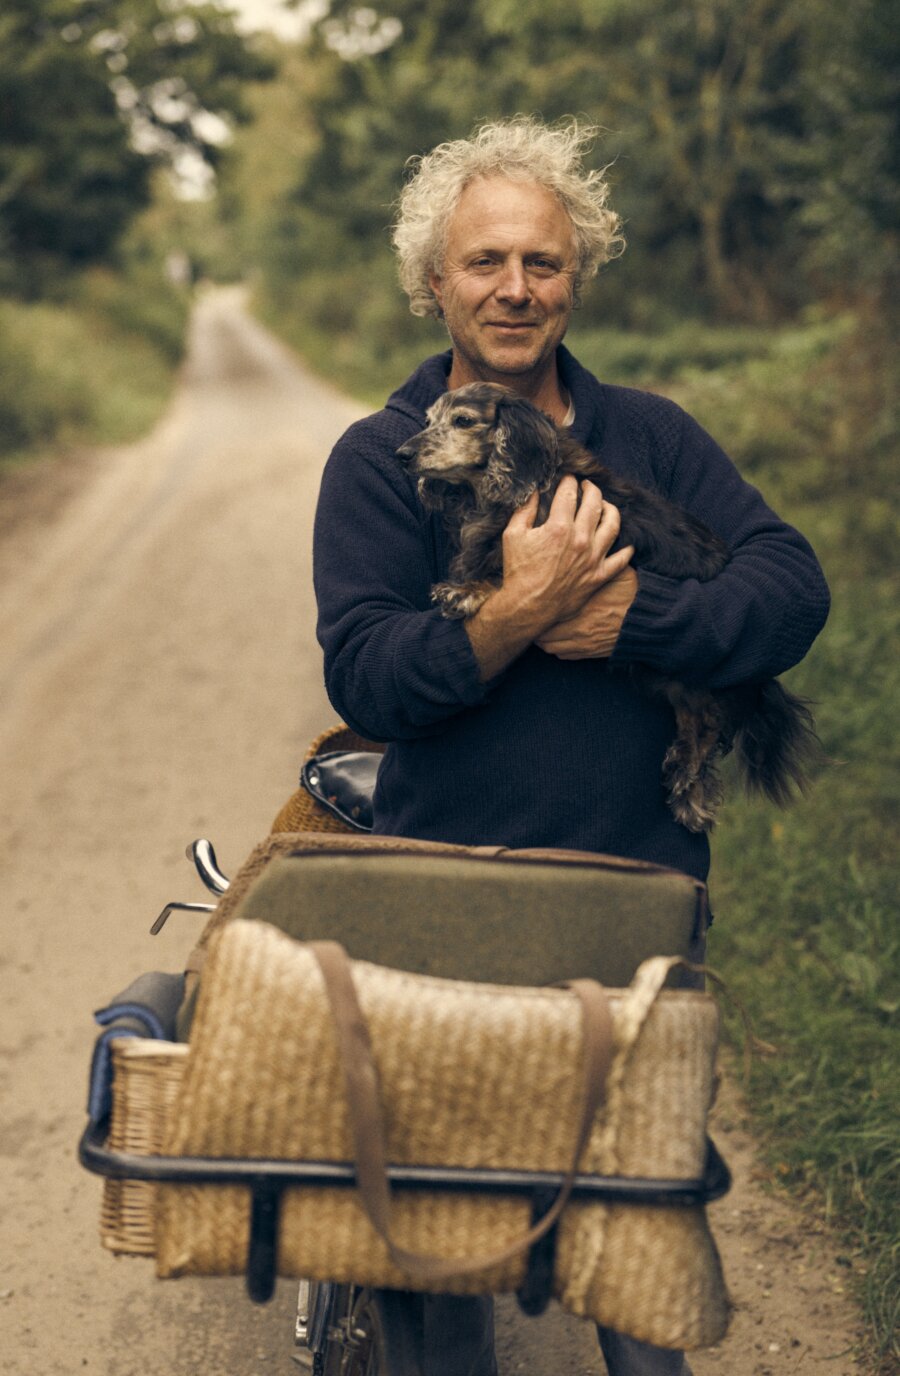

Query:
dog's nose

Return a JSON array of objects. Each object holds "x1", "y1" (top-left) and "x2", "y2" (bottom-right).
[{"x1": 396, "y1": 436, "x2": 421, "y2": 463}]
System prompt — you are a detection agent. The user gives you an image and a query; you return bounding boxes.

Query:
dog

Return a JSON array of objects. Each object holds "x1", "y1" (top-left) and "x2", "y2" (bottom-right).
[{"x1": 397, "y1": 381, "x2": 818, "y2": 832}]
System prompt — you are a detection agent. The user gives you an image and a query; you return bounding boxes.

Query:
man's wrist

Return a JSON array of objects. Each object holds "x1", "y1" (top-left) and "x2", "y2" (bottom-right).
[{"x1": 464, "y1": 583, "x2": 548, "y2": 681}]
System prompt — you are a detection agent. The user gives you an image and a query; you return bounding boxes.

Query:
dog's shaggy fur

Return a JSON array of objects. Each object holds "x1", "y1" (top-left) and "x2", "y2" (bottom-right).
[{"x1": 397, "y1": 381, "x2": 818, "y2": 832}]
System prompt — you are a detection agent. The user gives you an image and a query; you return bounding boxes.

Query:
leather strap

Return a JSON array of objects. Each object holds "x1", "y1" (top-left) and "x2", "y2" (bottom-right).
[{"x1": 309, "y1": 940, "x2": 614, "y2": 1284}]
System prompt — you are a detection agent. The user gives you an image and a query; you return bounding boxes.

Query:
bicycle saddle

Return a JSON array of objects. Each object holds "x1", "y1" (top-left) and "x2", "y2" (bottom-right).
[{"x1": 300, "y1": 750, "x2": 379, "y2": 831}]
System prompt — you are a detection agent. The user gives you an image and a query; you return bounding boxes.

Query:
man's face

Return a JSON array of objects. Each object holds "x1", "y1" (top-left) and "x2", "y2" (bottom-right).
[{"x1": 428, "y1": 176, "x2": 579, "y2": 388}]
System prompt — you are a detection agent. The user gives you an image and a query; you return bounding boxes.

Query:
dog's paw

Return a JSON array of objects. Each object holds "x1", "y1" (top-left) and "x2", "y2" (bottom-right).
[{"x1": 432, "y1": 582, "x2": 491, "y2": 620}]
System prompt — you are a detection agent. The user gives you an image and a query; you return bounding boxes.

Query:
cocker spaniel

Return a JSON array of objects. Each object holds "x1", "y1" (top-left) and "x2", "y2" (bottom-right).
[{"x1": 397, "y1": 381, "x2": 817, "y2": 832}]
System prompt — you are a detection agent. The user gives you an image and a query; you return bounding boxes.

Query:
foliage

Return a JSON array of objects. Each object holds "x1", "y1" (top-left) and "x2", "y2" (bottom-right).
[
  {"x1": 208, "y1": 43, "x2": 319, "y2": 282},
  {"x1": 0, "y1": 0, "x2": 275, "y2": 462},
  {"x1": 0, "y1": 0, "x2": 272, "y2": 290},
  {"x1": 0, "y1": 212, "x2": 192, "y2": 465},
  {"x1": 238, "y1": 0, "x2": 896, "y2": 343},
  {"x1": 793, "y1": 0, "x2": 900, "y2": 295},
  {"x1": 480, "y1": 0, "x2": 814, "y2": 319}
]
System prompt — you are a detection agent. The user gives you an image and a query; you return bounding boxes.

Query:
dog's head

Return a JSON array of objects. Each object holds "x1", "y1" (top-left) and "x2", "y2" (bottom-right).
[{"x1": 396, "y1": 382, "x2": 561, "y2": 510}]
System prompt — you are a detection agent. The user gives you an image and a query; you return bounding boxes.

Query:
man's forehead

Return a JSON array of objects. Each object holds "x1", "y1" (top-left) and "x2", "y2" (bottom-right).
[{"x1": 447, "y1": 175, "x2": 576, "y2": 251}]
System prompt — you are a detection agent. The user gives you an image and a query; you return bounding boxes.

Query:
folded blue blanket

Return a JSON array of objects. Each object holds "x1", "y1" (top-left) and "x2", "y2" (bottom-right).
[{"x1": 87, "y1": 971, "x2": 185, "y2": 1123}]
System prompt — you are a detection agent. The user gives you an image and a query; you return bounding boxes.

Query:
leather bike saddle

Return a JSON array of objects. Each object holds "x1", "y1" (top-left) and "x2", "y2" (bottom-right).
[{"x1": 300, "y1": 750, "x2": 380, "y2": 831}]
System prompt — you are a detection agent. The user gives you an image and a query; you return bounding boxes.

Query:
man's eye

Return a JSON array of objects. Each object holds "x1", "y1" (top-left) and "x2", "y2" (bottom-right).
[{"x1": 452, "y1": 414, "x2": 477, "y2": 429}]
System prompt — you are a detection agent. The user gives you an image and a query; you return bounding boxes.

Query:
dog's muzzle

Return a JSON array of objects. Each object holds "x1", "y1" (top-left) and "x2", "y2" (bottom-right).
[{"x1": 396, "y1": 435, "x2": 424, "y2": 466}]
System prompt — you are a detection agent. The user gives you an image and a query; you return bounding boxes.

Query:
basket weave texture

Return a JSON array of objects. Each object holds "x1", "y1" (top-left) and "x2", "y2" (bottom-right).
[
  {"x1": 100, "y1": 1040, "x2": 188, "y2": 1255},
  {"x1": 153, "y1": 920, "x2": 729, "y2": 1350}
]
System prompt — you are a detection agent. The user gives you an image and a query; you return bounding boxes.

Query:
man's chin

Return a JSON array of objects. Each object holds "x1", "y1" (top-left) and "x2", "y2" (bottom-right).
[
  {"x1": 476, "y1": 342, "x2": 554, "y2": 378},
  {"x1": 447, "y1": 327, "x2": 568, "y2": 388}
]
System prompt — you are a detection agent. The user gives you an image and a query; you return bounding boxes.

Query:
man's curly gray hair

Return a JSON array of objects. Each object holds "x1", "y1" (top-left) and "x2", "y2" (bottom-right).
[{"x1": 392, "y1": 116, "x2": 625, "y2": 319}]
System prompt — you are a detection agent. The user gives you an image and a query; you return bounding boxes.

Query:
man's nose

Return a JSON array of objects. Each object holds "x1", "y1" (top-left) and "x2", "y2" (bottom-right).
[{"x1": 494, "y1": 260, "x2": 530, "y2": 304}]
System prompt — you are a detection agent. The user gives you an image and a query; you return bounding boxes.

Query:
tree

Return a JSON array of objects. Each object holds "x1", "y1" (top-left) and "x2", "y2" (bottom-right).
[
  {"x1": 792, "y1": 0, "x2": 899, "y2": 301},
  {"x1": 257, "y1": 0, "x2": 816, "y2": 323},
  {"x1": 258, "y1": 0, "x2": 538, "y2": 338},
  {"x1": 0, "y1": 0, "x2": 272, "y2": 288},
  {"x1": 249, "y1": 0, "x2": 893, "y2": 332},
  {"x1": 474, "y1": 0, "x2": 813, "y2": 320}
]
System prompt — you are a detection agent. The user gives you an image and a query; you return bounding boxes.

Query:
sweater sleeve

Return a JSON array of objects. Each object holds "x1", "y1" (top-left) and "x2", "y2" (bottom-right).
[
  {"x1": 313, "y1": 419, "x2": 489, "y2": 741},
  {"x1": 611, "y1": 406, "x2": 830, "y2": 688}
]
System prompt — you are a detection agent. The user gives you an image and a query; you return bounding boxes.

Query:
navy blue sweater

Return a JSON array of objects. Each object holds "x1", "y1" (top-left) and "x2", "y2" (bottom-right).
[{"x1": 313, "y1": 347, "x2": 830, "y2": 880}]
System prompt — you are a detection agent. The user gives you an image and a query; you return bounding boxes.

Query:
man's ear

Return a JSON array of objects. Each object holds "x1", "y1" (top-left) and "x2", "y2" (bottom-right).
[
  {"x1": 428, "y1": 271, "x2": 445, "y2": 317},
  {"x1": 491, "y1": 396, "x2": 559, "y2": 496}
]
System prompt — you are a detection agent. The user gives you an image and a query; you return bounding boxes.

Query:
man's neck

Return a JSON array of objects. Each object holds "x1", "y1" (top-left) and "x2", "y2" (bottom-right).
[{"x1": 445, "y1": 353, "x2": 570, "y2": 425}]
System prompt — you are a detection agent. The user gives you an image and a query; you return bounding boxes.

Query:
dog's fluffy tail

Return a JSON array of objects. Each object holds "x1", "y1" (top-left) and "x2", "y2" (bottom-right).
[{"x1": 735, "y1": 680, "x2": 820, "y2": 805}]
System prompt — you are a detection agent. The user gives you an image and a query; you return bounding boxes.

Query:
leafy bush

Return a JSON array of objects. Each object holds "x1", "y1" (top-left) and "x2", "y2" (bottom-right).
[
  {"x1": 567, "y1": 322, "x2": 777, "y2": 382},
  {"x1": 0, "y1": 256, "x2": 190, "y2": 466},
  {"x1": 0, "y1": 302, "x2": 92, "y2": 458},
  {"x1": 73, "y1": 263, "x2": 188, "y2": 366},
  {"x1": 255, "y1": 269, "x2": 447, "y2": 408}
]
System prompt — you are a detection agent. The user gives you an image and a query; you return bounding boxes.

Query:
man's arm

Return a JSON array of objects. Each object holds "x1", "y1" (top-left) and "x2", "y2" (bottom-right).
[
  {"x1": 532, "y1": 568, "x2": 638, "y2": 661},
  {"x1": 540, "y1": 408, "x2": 829, "y2": 687},
  {"x1": 314, "y1": 419, "x2": 491, "y2": 742},
  {"x1": 314, "y1": 423, "x2": 633, "y2": 737}
]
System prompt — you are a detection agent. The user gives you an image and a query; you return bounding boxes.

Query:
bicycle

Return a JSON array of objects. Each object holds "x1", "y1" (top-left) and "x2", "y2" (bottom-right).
[{"x1": 80, "y1": 736, "x2": 730, "y2": 1375}]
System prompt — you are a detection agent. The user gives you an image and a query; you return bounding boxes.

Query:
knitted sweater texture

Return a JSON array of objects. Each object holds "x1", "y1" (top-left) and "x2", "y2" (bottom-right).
[{"x1": 313, "y1": 347, "x2": 829, "y2": 881}]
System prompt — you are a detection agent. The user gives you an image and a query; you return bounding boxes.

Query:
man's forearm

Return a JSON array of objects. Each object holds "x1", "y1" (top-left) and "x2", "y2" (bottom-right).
[
  {"x1": 464, "y1": 584, "x2": 549, "y2": 681},
  {"x1": 535, "y1": 568, "x2": 638, "y2": 661}
]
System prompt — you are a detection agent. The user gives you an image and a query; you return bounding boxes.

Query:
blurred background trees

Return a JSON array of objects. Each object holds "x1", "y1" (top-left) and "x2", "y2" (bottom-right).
[
  {"x1": 0, "y1": 0, "x2": 272, "y2": 462},
  {"x1": 0, "y1": 0, "x2": 271, "y2": 293},
  {"x1": 240, "y1": 0, "x2": 897, "y2": 350},
  {"x1": 3, "y1": 0, "x2": 894, "y2": 414}
]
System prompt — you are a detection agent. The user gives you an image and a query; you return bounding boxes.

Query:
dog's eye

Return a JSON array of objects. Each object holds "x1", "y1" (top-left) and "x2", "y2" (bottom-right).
[{"x1": 452, "y1": 414, "x2": 477, "y2": 429}]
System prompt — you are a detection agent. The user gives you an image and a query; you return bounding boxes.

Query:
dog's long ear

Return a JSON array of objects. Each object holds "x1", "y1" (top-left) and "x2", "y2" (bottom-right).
[{"x1": 487, "y1": 395, "x2": 560, "y2": 504}]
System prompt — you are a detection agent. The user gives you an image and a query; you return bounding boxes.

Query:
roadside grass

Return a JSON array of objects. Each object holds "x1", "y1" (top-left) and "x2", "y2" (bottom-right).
[
  {"x1": 710, "y1": 805, "x2": 899, "y2": 1366},
  {"x1": 654, "y1": 328, "x2": 899, "y2": 1370},
  {"x1": 258, "y1": 302, "x2": 898, "y2": 1366},
  {"x1": 0, "y1": 260, "x2": 190, "y2": 473}
]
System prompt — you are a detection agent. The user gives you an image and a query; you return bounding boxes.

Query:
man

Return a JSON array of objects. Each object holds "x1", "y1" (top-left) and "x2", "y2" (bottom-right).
[{"x1": 313, "y1": 117, "x2": 829, "y2": 1375}]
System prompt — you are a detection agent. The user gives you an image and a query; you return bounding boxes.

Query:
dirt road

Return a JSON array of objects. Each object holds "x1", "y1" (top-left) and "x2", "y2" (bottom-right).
[{"x1": 0, "y1": 289, "x2": 864, "y2": 1374}]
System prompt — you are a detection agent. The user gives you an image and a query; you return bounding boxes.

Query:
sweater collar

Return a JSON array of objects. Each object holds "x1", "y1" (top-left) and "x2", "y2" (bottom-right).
[
  {"x1": 385, "y1": 350, "x2": 453, "y2": 423},
  {"x1": 385, "y1": 344, "x2": 604, "y2": 446}
]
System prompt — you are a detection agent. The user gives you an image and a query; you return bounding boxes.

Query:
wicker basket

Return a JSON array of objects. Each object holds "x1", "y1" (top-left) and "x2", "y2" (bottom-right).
[
  {"x1": 100, "y1": 1039, "x2": 188, "y2": 1255},
  {"x1": 148, "y1": 921, "x2": 729, "y2": 1350}
]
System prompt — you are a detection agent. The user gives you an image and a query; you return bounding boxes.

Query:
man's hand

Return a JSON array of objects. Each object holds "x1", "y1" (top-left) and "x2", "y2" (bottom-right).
[
  {"x1": 464, "y1": 477, "x2": 634, "y2": 680},
  {"x1": 535, "y1": 566, "x2": 638, "y2": 660},
  {"x1": 501, "y1": 477, "x2": 631, "y2": 625}
]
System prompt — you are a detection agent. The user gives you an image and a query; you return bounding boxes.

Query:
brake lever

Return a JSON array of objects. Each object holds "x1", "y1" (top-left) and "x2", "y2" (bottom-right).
[
  {"x1": 150, "y1": 901, "x2": 215, "y2": 935},
  {"x1": 149, "y1": 838, "x2": 231, "y2": 934}
]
